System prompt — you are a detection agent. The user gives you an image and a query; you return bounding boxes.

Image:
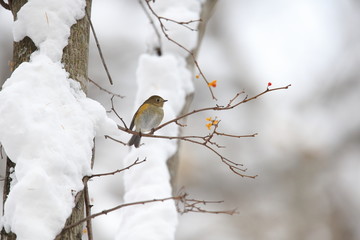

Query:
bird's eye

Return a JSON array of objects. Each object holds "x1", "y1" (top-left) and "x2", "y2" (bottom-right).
[{"x1": 156, "y1": 98, "x2": 160, "y2": 102}]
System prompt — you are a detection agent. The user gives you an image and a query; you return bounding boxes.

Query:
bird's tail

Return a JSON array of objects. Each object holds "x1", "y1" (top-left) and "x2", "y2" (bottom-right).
[{"x1": 128, "y1": 133, "x2": 141, "y2": 148}]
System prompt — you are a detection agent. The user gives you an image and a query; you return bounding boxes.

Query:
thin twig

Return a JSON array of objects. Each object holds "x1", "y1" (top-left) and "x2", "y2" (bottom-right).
[
  {"x1": 138, "y1": 0, "x2": 162, "y2": 55},
  {"x1": 86, "y1": 10, "x2": 113, "y2": 85},
  {"x1": 144, "y1": 0, "x2": 217, "y2": 100},
  {"x1": 111, "y1": 84, "x2": 290, "y2": 178},
  {"x1": 178, "y1": 197, "x2": 237, "y2": 215},
  {"x1": 110, "y1": 96, "x2": 128, "y2": 129},
  {"x1": 107, "y1": 131, "x2": 256, "y2": 178},
  {"x1": 105, "y1": 135, "x2": 127, "y2": 146},
  {"x1": 88, "y1": 77, "x2": 123, "y2": 98},
  {"x1": 227, "y1": 91, "x2": 245, "y2": 107},
  {"x1": 89, "y1": 158, "x2": 146, "y2": 179},
  {"x1": 159, "y1": 17, "x2": 201, "y2": 31},
  {"x1": 83, "y1": 138, "x2": 96, "y2": 240},
  {"x1": 60, "y1": 193, "x2": 234, "y2": 234},
  {"x1": 83, "y1": 180, "x2": 93, "y2": 240},
  {"x1": 60, "y1": 195, "x2": 183, "y2": 234},
  {"x1": 154, "y1": 84, "x2": 291, "y2": 131},
  {"x1": 214, "y1": 132, "x2": 258, "y2": 138}
]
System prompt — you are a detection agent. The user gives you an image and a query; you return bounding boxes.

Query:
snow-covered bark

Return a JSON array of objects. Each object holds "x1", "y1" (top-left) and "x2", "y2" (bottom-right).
[
  {"x1": 115, "y1": 1, "x2": 203, "y2": 240},
  {"x1": 0, "y1": 1, "x2": 116, "y2": 239}
]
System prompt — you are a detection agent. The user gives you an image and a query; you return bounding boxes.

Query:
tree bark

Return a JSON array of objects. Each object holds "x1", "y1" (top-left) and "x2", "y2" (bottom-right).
[
  {"x1": 61, "y1": 0, "x2": 92, "y2": 92},
  {"x1": 56, "y1": 0, "x2": 92, "y2": 239},
  {"x1": 1, "y1": 0, "x2": 92, "y2": 239},
  {"x1": 0, "y1": 159, "x2": 16, "y2": 240},
  {"x1": 1, "y1": 2, "x2": 37, "y2": 239}
]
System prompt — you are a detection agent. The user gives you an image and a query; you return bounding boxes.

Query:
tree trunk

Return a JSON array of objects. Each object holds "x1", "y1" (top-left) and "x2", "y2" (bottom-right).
[
  {"x1": 0, "y1": 160, "x2": 16, "y2": 240},
  {"x1": 56, "y1": 2, "x2": 92, "y2": 239},
  {"x1": 1, "y1": 1, "x2": 92, "y2": 239},
  {"x1": 1, "y1": 2, "x2": 37, "y2": 239},
  {"x1": 61, "y1": 0, "x2": 92, "y2": 92}
]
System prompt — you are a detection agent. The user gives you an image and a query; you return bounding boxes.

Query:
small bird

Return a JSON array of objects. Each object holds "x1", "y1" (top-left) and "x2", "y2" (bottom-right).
[{"x1": 128, "y1": 95, "x2": 167, "y2": 148}]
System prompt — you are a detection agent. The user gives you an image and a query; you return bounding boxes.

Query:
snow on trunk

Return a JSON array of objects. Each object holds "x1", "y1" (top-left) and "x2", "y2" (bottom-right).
[
  {"x1": 115, "y1": 1, "x2": 200, "y2": 240},
  {"x1": 0, "y1": 1, "x2": 116, "y2": 239}
]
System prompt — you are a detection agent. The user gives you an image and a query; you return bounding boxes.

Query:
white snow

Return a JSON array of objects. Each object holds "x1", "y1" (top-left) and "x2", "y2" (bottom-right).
[
  {"x1": 13, "y1": 0, "x2": 86, "y2": 62},
  {"x1": 135, "y1": 54, "x2": 193, "y2": 114},
  {"x1": 115, "y1": 1, "x2": 200, "y2": 240},
  {"x1": 147, "y1": 0, "x2": 201, "y2": 57},
  {"x1": 0, "y1": 0, "x2": 117, "y2": 239}
]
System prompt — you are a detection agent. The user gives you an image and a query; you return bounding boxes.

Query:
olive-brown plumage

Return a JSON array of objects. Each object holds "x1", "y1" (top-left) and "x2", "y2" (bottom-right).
[{"x1": 128, "y1": 95, "x2": 167, "y2": 148}]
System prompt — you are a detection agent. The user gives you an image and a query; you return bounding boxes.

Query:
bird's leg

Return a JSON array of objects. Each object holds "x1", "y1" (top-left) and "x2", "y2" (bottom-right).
[{"x1": 149, "y1": 128, "x2": 155, "y2": 135}]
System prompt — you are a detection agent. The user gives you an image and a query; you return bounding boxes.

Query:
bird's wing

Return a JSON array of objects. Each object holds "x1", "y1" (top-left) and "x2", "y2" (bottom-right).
[{"x1": 129, "y1": 103, "x2": 150, "y2": 130}]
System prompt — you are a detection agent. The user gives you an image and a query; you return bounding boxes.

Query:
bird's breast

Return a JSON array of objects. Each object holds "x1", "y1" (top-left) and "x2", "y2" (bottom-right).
[{"x1": 134, "y1": 104, "x2": 164, "y2": 132}]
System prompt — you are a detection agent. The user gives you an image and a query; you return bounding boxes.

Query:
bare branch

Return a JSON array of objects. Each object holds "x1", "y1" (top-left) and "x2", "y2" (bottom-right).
[
  {"x1": 83, "y1": 182, "x2": 93, "y2": 240},
  {"x1": 88, "y1": 77, "x2": 124, "y2": 98},
  {"x1": 60, "y1": 193, "x2": 234, "y2": 234},
  {"x1": 138, "y1": 0, "x2": 162, "y2": 55},
  {"x1": 154, "y1": 84, "x2": 291, "y2": 132},
  {"x1": 110, "y1": 95, "x2": 128, "y2": 129},
  {"x1": 110, "y1": 84, "x2": 290, "y2": 178},
  {"x1": 89, "y1": 158, "x2": 146, "y2": 179},
  {"x1": 159, "y1": 17, "x2": 201, "y2": 31},
  {"x1": 227, "y1": 90, "x2": 245, "y2": 107},
  {"x1": 86, "y1": 10, "x2": 114, "y2": 85},
  {"x1": 105, "y1": 135, "x2": 127, "y2": 146},
  {"x1": 175, "y1": 121, "x2": 187, "y2": 127},
  {"x1": 214, "y1": 131, "x2": 258, "y2": 138},
  {"x1": 144, "y1": 0, "x2": 217, "y2": 100},
  {"x1": 241, "y1": 84, "x2": 292, "y2": 104},
  {"x1": 177, "y1": 196, "x2": 237, "y2": 215},
  {"x1": 108, "y1": 127, "x2": 256, "y2": 178}
]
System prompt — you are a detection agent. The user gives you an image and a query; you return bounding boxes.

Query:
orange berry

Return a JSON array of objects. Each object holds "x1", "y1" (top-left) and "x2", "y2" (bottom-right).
[{"x1": 208, "y1": 80, "x2": 217, "y2": 88}]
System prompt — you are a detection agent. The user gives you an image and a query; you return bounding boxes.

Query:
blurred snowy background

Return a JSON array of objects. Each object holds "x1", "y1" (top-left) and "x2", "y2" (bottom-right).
[{"x1": 1, "y1": 0, "x2": 360, "y2": 239}]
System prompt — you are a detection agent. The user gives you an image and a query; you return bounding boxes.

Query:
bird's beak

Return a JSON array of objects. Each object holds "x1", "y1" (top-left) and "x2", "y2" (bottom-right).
[{"x1": 163, "y1": 99, "x2": 168, "y2": 102}]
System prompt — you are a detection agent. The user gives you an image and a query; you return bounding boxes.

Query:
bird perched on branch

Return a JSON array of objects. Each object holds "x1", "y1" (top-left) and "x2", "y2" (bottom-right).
[{"x1": 128, "y1": 95, "x2": 167, "y2": 148}]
